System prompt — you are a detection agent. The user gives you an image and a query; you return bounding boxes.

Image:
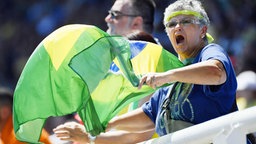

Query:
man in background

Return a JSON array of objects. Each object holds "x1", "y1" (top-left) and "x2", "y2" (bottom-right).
[
  {"x1": 106, "y1": 0, "x2": 160, "y2": 115},
  {"x1": 106, "y1": 0, "x2": 158, "y2": 110},
  {"x1": 105, "y1": 0, "x2": 156, "y2": 37}
]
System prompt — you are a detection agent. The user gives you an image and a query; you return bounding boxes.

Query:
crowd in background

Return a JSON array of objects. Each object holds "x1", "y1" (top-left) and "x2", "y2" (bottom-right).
[{"x1": 0, "y1": 0, "x2": 256, "y2": 90}]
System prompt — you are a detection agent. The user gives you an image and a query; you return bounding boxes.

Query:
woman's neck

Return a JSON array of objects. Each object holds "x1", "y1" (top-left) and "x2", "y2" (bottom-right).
[
  {"x1": 179, "y1": 41, "x2": 207, "y2": 62},
  {"x1": 181, "y1": 57, "x2": 195, "y2": 65}
]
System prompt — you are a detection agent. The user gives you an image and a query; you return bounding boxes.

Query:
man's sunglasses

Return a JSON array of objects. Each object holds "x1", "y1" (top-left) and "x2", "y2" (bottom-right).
[{"x1": 108, "y1": 10, "x2": 138, "y2": 19}]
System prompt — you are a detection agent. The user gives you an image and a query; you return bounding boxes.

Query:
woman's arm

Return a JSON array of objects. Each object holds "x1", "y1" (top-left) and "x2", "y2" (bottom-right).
[
  {"x1": 139, "y1": 59, "x2": 227, "y2": 89},
  {"x1": 53, "y1": 108, "x2": 155, "y2": 144},
  {"x1": 107, "y1": 108, "x2": 154, "y2": 132},
  {"x1": 95, "y1": 129, "x2": 155, "y2": 144}
]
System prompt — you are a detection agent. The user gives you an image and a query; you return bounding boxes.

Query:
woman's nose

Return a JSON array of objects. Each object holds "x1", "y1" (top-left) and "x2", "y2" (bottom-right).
[{"x1": 175, "y1": 22, "x2": 182, "y2": 28}]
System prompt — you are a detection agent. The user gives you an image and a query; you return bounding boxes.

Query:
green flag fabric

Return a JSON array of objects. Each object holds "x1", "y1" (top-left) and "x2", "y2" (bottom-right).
[{"x1": 13, "y1": 24, "x2": 183, "y2": 143}]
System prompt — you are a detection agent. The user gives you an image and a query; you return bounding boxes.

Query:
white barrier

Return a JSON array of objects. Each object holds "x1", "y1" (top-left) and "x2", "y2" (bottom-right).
[{"x1": 139, "y1": 106, "x2": 256, "y2": 144}]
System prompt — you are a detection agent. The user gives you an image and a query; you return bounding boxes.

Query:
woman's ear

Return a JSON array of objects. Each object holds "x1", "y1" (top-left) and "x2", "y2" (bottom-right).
[{"x1": 200, "y1": 25, "x2": 207, "y2": 38}]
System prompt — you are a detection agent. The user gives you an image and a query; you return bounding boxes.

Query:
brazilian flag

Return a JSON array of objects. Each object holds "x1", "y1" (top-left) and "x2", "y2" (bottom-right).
[{"x1": 13, "y1": 24, "x2": 183, "y2": 143}]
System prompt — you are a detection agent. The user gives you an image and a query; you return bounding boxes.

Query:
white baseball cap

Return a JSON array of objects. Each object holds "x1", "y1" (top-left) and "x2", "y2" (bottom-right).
[{"x1": 237, "y1": 70, "x2": 256, "y2": 91}]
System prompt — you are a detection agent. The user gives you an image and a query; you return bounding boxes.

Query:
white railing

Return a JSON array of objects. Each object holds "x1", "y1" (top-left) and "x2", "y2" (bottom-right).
[{"x1": 139, "y1": 106, "x2": 256, "y2": 144}]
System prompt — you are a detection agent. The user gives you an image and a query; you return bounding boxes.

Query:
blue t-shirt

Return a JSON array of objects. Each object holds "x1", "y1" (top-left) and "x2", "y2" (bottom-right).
[{"x1": 142, "y1": 43, "x2": 238, "y2": 136}]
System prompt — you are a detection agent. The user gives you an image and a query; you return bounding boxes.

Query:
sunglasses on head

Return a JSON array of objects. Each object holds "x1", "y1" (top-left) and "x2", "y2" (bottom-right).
[
  {"x1": 108, "y1": 10, "x2": 138, "y2": 20},
  {"x1": 166, "y1": 18, "x2": 200, "y2": 28}
]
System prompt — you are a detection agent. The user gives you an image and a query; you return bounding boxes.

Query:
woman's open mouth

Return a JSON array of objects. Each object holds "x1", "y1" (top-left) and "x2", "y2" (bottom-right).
[{"x1": 175, "y1": 35, "x2": 185, "y2": 45}]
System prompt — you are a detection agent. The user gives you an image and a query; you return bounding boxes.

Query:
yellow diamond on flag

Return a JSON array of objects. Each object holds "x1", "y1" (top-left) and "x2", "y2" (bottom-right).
[{"x1": 43, "y1": 25, "x2": 86, "y2": 70}]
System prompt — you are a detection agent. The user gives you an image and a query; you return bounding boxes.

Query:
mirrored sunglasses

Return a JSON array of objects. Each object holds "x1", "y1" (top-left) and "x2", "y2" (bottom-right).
[{"x1": 166, "y1": 18, "x2": 200, "y2": 28}]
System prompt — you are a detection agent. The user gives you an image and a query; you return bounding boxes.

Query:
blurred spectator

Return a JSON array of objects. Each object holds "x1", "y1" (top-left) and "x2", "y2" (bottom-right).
[
  {"x1": 236, "y1": 71, "x2": 256, "y2": 109},
  {"x1": 106, "y1": 0, "x2": 157, "y2": 114},
  {"x1": 125, "y1": 30, "x2": 157, "y2": 44},
  {"x1": 236, "y1": 30, "x2": 256, "y2": 110},
  {"x1": 105, "y1": 0, "x2": 155, "y2": 36},
  {"x1": 0, "y1": 87, "x2": 51, "y2": 144}
]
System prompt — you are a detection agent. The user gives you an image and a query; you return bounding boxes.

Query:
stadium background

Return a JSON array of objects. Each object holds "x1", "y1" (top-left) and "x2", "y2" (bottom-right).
[{"x1": 0, "y1": 0, "x2": 255, "y2": 89}]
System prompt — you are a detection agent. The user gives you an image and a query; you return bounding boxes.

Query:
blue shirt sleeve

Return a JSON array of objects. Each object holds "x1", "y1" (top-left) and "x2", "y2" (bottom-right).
[{"x1": 195, "y1": 43, "x2": 237, "y2": 112}]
